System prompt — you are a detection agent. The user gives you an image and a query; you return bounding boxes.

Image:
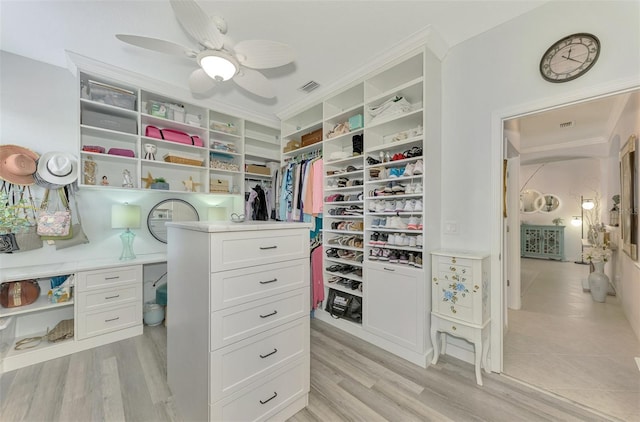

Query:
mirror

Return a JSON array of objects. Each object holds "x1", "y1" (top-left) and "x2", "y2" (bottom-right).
[
  {"x1": 148, "y1": 199, "x2": 199, "y2": 243},
  {"x1": 520, "y1": 189, "x2": 542, "y2": 213},
  {"x1": 536, "y1": 194, "x2": 561, "y2": 213},
  {"x1": 620, "y1": 135, "x2": 637, "y2": 260}
]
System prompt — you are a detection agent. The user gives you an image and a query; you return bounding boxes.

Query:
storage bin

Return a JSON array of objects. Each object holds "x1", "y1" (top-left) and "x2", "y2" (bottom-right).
[
  {"x1": 349, "y1": 114, "x2": 364, "y2": 130},
  {"x1": 143, "y1": 301, "x2": 165, "y2": 326},
  {"x1": 82, "y1": 109, "x2": 137, "y2": 134},
  {"x1": 210, "y1": 179, "x2": 230, "y2": 193},
  {"x1": 246, "y1": 164, "x2": 270, "y2": 176},
  {"x1": 89, "y1": 80, "x2": 136, "y2": 110},
  {"x1": 301, "y1": 129, "x2": 322, "y2": 147},
  {"x1": 149, "y1": 101, "x2": 168, "y2": 118}
]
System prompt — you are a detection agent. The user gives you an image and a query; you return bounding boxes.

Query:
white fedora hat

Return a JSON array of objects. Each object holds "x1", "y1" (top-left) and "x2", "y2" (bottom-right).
[{"x1": 36, "y1": 151, "x2": 78, "y2": 187}]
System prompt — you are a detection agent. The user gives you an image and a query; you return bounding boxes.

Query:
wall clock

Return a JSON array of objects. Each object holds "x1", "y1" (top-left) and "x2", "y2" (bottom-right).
[{"x1": 539, "y1": 33, "x2": 600, "y2": 83}]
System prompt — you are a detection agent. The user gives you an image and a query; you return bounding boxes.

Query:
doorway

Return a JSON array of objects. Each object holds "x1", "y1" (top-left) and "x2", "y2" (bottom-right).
[{"x1": 496, "y1": 87, "x2": 640, "y2": 420}]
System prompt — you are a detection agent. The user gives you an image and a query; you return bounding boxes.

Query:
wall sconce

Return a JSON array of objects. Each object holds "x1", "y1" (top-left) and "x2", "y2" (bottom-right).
[
  {"x1": 112, "y1": 203, "x2": 141, "y2": 260},
  {"x1": 571, "y1": 216, "x2": 582, "y2": 227}
]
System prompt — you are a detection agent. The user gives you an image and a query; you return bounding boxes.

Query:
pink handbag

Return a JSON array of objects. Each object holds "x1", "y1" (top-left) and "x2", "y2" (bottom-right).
[
  {"x1": 145, "y1": 125, "x2": 204, "y2": 147},
  {"x1": 108, "y1": 148, "x2": 135, "y2": 157}
]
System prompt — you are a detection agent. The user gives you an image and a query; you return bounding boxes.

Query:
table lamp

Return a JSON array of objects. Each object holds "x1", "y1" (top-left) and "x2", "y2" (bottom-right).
[{"x1": 112, "y1": 203, "x2": 141, "y2": 260}]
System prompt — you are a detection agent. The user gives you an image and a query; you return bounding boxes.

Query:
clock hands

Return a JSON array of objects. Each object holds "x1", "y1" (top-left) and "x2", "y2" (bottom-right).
[{"x1": 562, "y1": 55, "x2": 582, "y2": 63}]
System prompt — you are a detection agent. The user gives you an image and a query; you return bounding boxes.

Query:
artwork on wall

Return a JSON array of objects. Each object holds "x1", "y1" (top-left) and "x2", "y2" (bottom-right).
[{"x1": 620, "y1": 134, "x2": 637, "y2": 260}]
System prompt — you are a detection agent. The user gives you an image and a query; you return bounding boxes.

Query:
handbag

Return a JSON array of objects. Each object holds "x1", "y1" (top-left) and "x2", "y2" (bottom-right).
[
  {"x1": 0, "y1": 280, "x2": 41, "y2": 308},
  {"x1": 47, "y1": 319, "x2": 74, "y2": 343},
  {"x1": 37, "y1": 189, "x2": 73, "y2": 240},
  {"x1": 54, "y1": 186, "x2": 90, "y2": 250},
  {"x1": 325, "y1": 288, "x2": 362, "y2": 323},
  {"x1": 13, "y1": 186, "x2": 43, "y2": 253},
  {"x1": 0, "y1": 183, "x2": 42, "y2": 253},
  {"x1": 0, "y1": 233, "x2": 19, "y2": 253}
]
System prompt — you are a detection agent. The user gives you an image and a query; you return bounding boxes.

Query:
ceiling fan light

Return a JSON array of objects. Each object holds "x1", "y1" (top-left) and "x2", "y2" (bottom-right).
[{"x1": 199, "y1": 52, "x2": 237, "y2": 81}]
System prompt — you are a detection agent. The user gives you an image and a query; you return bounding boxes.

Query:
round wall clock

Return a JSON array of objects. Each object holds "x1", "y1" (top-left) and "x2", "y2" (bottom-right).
[{"x1": 539, "y1": 33, "x2": 600, "y2": 83}]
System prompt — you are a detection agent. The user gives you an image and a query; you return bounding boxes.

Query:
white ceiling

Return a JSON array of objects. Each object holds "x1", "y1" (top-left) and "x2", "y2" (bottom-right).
[{"x1": 0, "y1": 0, "x2": 549, "y2": 121}]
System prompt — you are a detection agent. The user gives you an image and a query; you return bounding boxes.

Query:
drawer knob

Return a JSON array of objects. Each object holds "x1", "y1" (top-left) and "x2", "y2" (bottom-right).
[
  {"x1": 451, "y1": 258, "x2": 457, "y2": 263},
  {"x1": 259, "y1": 391, "x2": 278, "y2": 405},
  {"x1": 259, "y1": 278, "x2": 278, "y2": 285},
  {"x1": 105, "y1": 317, "x2": 120, "y2": 323},
  {"x1": 259, "y1": 310, "x2": 278, "y2": 319},
  {"x1": 259, "y1": 348, "x2": 278, "y2": 359},
  {"x1": 105, "y1": 294, "x2": 120, "y2": 300},
  {"x1": 451, "y1": 325, "x2": 457, "y2": 331},
  {"x1": 259, "y1": 246, "x2": 278, "y2": 250}
]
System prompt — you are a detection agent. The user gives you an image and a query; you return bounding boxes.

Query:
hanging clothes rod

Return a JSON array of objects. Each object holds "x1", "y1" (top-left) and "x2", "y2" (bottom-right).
[{"x1": 284, "y1": 148, "x2": 322, "y2": 163}]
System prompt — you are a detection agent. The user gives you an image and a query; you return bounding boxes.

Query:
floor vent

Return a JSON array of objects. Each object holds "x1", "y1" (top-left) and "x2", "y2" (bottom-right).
[{"x1": 298, "y1": 81, "x2": 320, "y2": 93}]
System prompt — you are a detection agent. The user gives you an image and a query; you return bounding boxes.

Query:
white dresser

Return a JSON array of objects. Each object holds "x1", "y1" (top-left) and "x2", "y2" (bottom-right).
[
  {"x1": 166, "y1": 221, "x2": 311, "y2": 422},
  {"x1": 430, "y1": 250, "x2": 490, "y2": 385}
]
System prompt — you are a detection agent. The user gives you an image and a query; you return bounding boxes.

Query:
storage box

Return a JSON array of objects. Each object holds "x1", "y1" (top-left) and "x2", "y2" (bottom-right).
[
  {"x1": 82, "y1": 109, "x2": 137, "y2": 134},
  {"x1": 246, "y1": 164, "x2": 271, "y2": 176},
  {"x1": 210, "y1": 179, "x2": 230, "y2": 193},
  {"x1": 301, "y1": 129, "x2": 322, "y2": 147},
  {"x1": 283, "y1": 140, "x2": 301, "y2": 153},
  {"x1": 149, "y1": 101, "x2": 168, "y2": 118},
  {"x1": 89, "y1": 80, "x2": 136, "y2": 110},
  {"x1": 211, "y1": 121, "x2": 238, "y2": 134},
  {"x1": 349, "y1": 114, "x2": 364, "y2": 130}
]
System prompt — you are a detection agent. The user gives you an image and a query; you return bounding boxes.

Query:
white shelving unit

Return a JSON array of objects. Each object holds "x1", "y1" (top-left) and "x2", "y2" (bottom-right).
[{"x1": 78, "y1": 72, "x2": 280, "y2": 199}]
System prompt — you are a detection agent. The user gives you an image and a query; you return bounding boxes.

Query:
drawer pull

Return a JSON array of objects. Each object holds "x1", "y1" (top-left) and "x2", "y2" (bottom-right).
[
  {"x1": 259, "y1": 246, "x2": 278, "y2": 250},
  {"x1": 105, "y1": 276, "x2": 120, "y2": 280},
  {"x1": 451, "y1": 325, "x2": 457, "y2": 331},
  {"x1": 383, "y1": 267, "x2": 395, "y2": 272},
  {"x1": 259, "y1": 391, "x2": 278, "y2": 405},
  {"x1": 259, "y1": 278, "x2": 278, "y2": 285},
  {"x1": 259, "y1": 348, "x2": 278, "y2": 359},
  {"x1": 105, "y1": 294, "x2": 120, "y2": 300},
  {"x1": 105, "y1": 317, "x2": 120, "y2": 323},
  {"x1": 259, "y1": 310, "x2": 278, "y2": 319}
]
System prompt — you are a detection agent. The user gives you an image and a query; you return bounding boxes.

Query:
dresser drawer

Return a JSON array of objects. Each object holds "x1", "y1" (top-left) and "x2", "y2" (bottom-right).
[
  {"x1": 76, "y1": 265, "x2": 141, "y2": 291},
  {"x1": 77, "y1": 284, "x2": 140, "y2": 312},
  {"x1": 210, "y1": 229, "x2": 309, "y2": 272},
  {"x1": 77, "y1": 302, "x2": 141, "y2": 340},
  {"x1": 210, "y1": 259, "x2": 309, "y2": 310},
  {"x1": 431, "y1": 313, "x2": 477, "y2": 340},
  {"x1": 211, "y1": 288, "x2": 309, "y2": 350},
  {"x1": 210, "y1": 318, "x2": 308, "y2": 402},
  {"x1": 434, "y1": 255, "x2": 474, "y2": 268},
  {"x1": 210, "y1": 358, "x2": 308, "y2": 422}
]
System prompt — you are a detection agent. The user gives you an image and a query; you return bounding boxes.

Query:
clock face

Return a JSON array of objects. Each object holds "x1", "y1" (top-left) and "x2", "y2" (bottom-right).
[{"x1": 540, "y1": 33, "x2": 600, "y2": 83}]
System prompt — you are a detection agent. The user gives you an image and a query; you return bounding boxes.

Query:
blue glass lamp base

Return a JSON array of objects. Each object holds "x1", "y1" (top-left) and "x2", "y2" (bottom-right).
[{"x1": 120, "y1": 229, "x2": 136, "y2": 260}]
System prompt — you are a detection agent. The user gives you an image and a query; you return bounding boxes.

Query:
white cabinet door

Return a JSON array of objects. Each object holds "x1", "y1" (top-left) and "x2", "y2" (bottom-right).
[{"x1": 363, "y1": 262, "x2": 425, "y2": 352}]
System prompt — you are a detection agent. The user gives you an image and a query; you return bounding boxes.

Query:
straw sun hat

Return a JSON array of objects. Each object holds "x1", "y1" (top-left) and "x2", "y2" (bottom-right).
[{"x1": 0, "y1": 145, "x2": 39, "y2": 185}]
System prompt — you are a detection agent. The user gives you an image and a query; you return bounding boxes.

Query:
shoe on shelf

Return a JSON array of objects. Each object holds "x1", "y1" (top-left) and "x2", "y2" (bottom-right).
[
  {"x1": 407, "y1": 216, "x2": 419, "y2": 230},
  {"x1": 403, "y1": 200, "x2": 414, "y2": 212},
  {"x1": 384, "y1": 182, "x2": 395, "y2": 193},
  {"x1": 403, "y1": 163, "x2": 415, "y2": 176},
  {"x1": 413, "y1": 183, "x2": 423, "y2": 194},
  {"x1": 408, "y1": 253, "x2": 416, "y2": 266},
  {"x1": 397, "y1": 233, "x2": 408, "y2": 246},
  {"x1": 384, "y1": 201, "x2": 396, "y2": 212},
  {"x1": 377, "y1": 217, "x2": 387, "y2": 229},
  {"x1": 414, "y1": 254, "x2": 423, "y2": 268},
  {"x1": 395, "y1": 200, "x2": 405, "y2": 212},
  {"x1": 386, "y1": 233, "x2": 396, "y2": 246},
  {"x1": 371, "y1": 217, "x2": 380, "y2": 228},
  {"x1": 387, "y1": 216, "x2": 407, "y2": 229},
  {"x1": 417, "y1": 217, "x2": 423, "y2": 230},
  {"x1": 379, "y1": 248, "x2": 391, "y2": 261},
  {"x1": 405, "y1": 183, "x2": 415, "y2": 194},
  {"x1": 389, "y1": 252, "x2": 399, "y2": 263},
  {"x1": 408, "y1": 236, "x2": 417, "y2": 248},
  {"x1": 413, "y1": 199, "x2": 423, "y2": 212},
  {"x1": 392, "y1": 182, "x2": 405, "y2": 193},
  {"x1": 378, "y1": 232, "x2": 389, "y2": 245},
  {"x1": 375, "y1": 201, "x2": 387, "y2": 213},
  {"x1": 369, "y1": 232, "x2": 379, "y2": 245},
  {"x1": 413, "y1": 160, "x2": 423, "y2": 175},
  {"x1": 369, "y1": 248, "x2": 380, "y2": 260},
  {"x1": 416, "y1": 234, "x2": 423, "y2": 247},
  {"x1": 399, "y1": 253, "x2": 409, "y2": 264}
]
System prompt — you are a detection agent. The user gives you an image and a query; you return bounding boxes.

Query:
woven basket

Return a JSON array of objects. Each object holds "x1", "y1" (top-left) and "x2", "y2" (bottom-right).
[{"x1": 163, "y1": 155, "x2": 203, "y2": 167}]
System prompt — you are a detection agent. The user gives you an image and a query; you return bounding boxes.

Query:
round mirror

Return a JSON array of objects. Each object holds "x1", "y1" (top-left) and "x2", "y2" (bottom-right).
[
  {"x1": 520, "y1": 189, "x2": 542, "y2": 213},
  {"x1": 536, "y1": 194, "x2": 560, "y2": 213},
  {"x1": 147, "y1": 199, "x2": 199, "y2": 243}
]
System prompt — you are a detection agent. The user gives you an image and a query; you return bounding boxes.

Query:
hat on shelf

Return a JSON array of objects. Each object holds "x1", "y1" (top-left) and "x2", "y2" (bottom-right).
[
  {"x1": 35, "y1": 151, "x2": 78, "y2": 188},
  {"x1": 0, "y1": 144, "x2": 39, "y2": 185}
]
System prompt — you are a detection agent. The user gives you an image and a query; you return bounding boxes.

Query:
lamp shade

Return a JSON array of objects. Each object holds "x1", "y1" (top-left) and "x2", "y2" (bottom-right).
[
  {"x1": 199, "y1": 52, "x2": 238, "y2": 81},
  {"x1": 571, "y1": 216, "x2": 582, "y2": 227},
  {"x1": 582, "y1": 199, "x2": 595, "y2": 210},
  {"x1": 112, "y1": 204, "x2": 141, "y2": 229}
]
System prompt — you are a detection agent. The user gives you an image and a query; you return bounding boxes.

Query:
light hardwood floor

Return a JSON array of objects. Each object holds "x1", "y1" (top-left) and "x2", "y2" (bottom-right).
[{"x1": 1, "y1": 318, "x2": 620, "y2": 422}]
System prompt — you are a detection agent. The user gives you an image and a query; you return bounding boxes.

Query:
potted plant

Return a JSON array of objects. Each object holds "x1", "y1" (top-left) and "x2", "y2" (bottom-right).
[
  {"x1": 552, "y1": 217, "x2": 564, "y2": 226},
  {"x1": 150, "y1": 177, "x2": 169, "y2": 190}
]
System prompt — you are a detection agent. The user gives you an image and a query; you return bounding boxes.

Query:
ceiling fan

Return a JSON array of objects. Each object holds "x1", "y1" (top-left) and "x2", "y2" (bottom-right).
[{"x1": 115, "y1": 0, "x2": 295, "y2": 98}]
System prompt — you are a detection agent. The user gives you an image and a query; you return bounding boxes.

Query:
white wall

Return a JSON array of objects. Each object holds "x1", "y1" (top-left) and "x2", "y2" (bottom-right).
[
  {"x1": 441, "y1": 0, "x2": 640, "y2": 362},
  {"x1": 520, "y1": 159, "x2": 602, "y2": 262},
  {"x1": 0, "y1": 52, "x2": 235, "y2": 271}
]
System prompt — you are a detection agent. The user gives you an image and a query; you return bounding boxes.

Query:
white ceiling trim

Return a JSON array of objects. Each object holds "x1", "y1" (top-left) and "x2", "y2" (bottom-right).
[{"x1": 520, "y1": 135, "x2": 608, "y2": 155}]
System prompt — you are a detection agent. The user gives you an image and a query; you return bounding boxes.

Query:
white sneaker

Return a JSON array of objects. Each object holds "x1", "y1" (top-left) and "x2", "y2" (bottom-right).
[
  {"x1": 388, "y1": 216, "x2": 407, "y2": 229},
  {"x1": 384, "y1": 200, "x2": 395, "y2": 212},
  {"x1": 408, "y1": 236, "x2": 417, "y2": 247},
  {"x1": 395, "y1": 200, "x2": 405, "y2": 212},
  {"x1": 407, "y1": 216, "x2": 419, "y2": 230},
  {"x1": 405, "y1": 183, "x2": 414, "y2": 194},
  {"x1": 398, "y1": 233, "x2": 409, "y2": 246},
  {"x1": 387, "y1": 233, "x2": 397, "y2": 246},
  {"x1": 413, "y1": 199, "x2": 423, "y2": 212},
  {"x1": 403, "y1": 200, "x2": 414, "y2": 212},
  {"x1": 413, "y1": 160, "x2": 423, "y2": 175},
  {"x1": 376, "y1": 200, "x2": 386, "y2": 213},
  {"x1": 417, "y1": 217, "x2": 423, "y2": 230},
  {"x1": 403, "y1": 163, "x2": 414, "y2": 176},
  {"x1": 413, "y1": 183, "x2": 423, "y2": 194},
  {"x1": 416, "y1": 234, "x2": 423, "y2": 247}
]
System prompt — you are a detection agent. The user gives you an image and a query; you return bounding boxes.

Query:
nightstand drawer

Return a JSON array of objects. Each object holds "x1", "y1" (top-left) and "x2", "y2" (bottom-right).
[
  {"x1": 210, "y1": 318, "x2": 308, "y2": 402},
  {"x1": 210, "y1": 259, "x2": 309, "y2": 310},
  {"x1": 211, "y1": 288, "x2": 309, "y2": 350},
  {"x1": 432, "y1": 315, "x2": 476, "y2": 340},
  {"x1": 76, "y1": 265, "x2": 141, "y2": 291},
  {"x1": 77, "y1": 284, "x2": 140, "y2": 312},
  {"x1": 210, "y1": 229, "x2": 309, "y2": 272},
  {"x1": 77, "y1": 302, "x2": 141, "y2": 339}
]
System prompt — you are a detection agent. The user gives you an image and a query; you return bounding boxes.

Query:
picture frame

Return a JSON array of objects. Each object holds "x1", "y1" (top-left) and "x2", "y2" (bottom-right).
[{"x1": 620, "y1": 134, "x2": 638, "y2": 260}]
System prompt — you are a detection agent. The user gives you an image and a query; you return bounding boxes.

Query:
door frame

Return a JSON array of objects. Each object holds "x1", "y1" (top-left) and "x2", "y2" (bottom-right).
[{"x1": 489, "y1": 78, "x2": 640, "y2": 373}]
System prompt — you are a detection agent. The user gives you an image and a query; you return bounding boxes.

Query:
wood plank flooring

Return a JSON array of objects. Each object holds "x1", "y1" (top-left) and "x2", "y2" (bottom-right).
[{"x1": 0, "y1": 319, "x2": 620, "y2": 421}]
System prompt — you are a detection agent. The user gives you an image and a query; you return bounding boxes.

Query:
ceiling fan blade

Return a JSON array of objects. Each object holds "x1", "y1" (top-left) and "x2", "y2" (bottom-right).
[
  {"x1": 170, "y1": 0, "x2": 224, "y2": 50},
  {"x1": 116, "y1": 34, "x2": 197, "y2": 57},
  {"x1": 234, "y1": 40, "x2": 295, "y2": 69},
  {"x1": 233, "y1": 68, "x2": 275, "y2": 98},
  {"x1": 189, "y1": 68, "x2": 217, "y2": 93}
]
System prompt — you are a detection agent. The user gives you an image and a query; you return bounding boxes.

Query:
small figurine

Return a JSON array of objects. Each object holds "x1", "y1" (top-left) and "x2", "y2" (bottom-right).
[
  {"x1": 101, "y1": 175, "x2": 109, "y2": 186},
  {"x1": 122, "y1": 169, "x2": 134, "y2": 188},
  {"x1": 144, "y1": 143, "x2": 157, "y2": 160}
]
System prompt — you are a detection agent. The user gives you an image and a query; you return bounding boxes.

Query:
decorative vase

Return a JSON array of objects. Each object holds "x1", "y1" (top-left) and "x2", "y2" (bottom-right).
[{"x1": 588, "y1": 261, "x2": 609, "y2": 302}]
